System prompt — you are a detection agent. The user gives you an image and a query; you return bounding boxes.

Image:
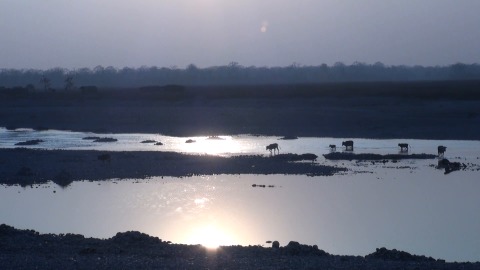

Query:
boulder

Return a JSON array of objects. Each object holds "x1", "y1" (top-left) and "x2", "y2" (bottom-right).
[{"x1": 272, "y1": 241, "x2": 280, "y2": 249}]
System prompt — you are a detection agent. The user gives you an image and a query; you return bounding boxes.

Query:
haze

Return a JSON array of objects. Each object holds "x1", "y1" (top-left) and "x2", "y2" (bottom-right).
[{"x1": 1, "y1": 0, "x2": 480, "y2": 69}]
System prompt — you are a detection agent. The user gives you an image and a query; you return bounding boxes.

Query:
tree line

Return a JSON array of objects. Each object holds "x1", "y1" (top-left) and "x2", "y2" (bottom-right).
[{"x1": 1, "y1": 62, "x2": 480, "y2": 90}]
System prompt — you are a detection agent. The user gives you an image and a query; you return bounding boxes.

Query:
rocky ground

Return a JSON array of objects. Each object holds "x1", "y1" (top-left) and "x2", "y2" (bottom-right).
[{"x1": 2, "y1": 224, "x2": 479, "y2": 270}]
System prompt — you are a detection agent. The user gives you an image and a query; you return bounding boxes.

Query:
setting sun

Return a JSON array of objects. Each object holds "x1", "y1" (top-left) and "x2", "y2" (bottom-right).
[{"x1": 186, "y1": 224, "x2": 235, "y2": 249}]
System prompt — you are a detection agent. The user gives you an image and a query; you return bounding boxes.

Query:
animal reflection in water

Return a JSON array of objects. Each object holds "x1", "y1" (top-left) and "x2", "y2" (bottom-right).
[
  {"x1": 342, "y1": 140, "x2": 354, "y2": 151},
  {"x1": 266, "y1": 143, "x2": 280, "y2": 155},
  {"x1": 398, "y1": 143, "x2": 409, "y2": 153}
]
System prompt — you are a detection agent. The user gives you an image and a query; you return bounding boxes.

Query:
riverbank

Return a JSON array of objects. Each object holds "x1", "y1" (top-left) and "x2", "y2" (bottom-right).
[
  {"x1": 0, "y1": 148, "x2": 345, "y2": 187},
  {"x1": 1, "y1": 224, "x2": 478, "y2": 269},
  {"x1": 1, "y1": 82, "x2": 479, "y2": 140}
]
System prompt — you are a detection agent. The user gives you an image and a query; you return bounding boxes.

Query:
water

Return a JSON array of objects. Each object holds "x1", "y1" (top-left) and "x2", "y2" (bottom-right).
[{"x1": 1, "y1": 127, "x2": 480, "y2": 262}]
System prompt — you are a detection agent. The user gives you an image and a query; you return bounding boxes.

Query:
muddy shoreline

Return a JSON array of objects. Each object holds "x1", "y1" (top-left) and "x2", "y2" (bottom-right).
[{"x1": 0, "y1": 148, "x2": 345, "y2": 187}]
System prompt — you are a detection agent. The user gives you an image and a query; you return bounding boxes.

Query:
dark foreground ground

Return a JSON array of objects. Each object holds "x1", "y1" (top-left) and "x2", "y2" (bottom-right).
[
  {"x1": 1, "y1": 81, "x2": 480, "y2": 140},
  {"x1": 2, "y1": 224, "x2": 479, "y2": 270}
]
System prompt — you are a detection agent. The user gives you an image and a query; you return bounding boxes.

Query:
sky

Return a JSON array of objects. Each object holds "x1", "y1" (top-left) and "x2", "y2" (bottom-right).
[{"x1": 1, "y1": 0, "x2": 480, "y2": 69}]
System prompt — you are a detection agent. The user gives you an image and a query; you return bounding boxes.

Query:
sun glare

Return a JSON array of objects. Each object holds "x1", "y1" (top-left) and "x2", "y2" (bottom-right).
[
  {"x1": 187, "y1": 224, "x2": 235, "y2": 249},
  {"x1": 180, "y1": 136, "x2": 241, "y2": 155}
]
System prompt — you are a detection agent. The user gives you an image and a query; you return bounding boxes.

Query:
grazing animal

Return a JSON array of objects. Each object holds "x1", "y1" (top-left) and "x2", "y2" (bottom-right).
[
  {"x1": 266, "y1": 143, "x2": 279, "y2": 155},
  {"x1": 398, "y1": 143, "x2": 409, "y2": 152},
  {"x1": 329, "y1": 144, "x2": 336, "y2": 151},
  {"x1": 97, "y1": 154, "x2": 111, "y2": 163},
  {"x1": 437, "y1": 158, "x2": 464, "y2": 174},
  {"x1": 438, "y1": 145, "x2": 447, "y2": 157},
  {"x1": 342, "y1": 140, "x2": 354, "y2": 151}
]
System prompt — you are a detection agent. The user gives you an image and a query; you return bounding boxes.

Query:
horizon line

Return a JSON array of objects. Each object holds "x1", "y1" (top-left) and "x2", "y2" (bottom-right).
[{"x1": 1, "y1": 62, "x2": 479, "y2": 72}]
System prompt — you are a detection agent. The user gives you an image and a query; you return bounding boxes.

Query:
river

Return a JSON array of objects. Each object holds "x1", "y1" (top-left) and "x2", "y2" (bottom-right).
[{"x1": 1, "y1": 127, "x2": 479, "y2": 262}]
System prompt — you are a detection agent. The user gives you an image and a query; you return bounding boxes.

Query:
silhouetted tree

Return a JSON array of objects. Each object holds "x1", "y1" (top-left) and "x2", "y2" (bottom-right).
[
  {"x1": 1, "y1": 62, "x2": 479, "y2": 88},
  {"x1": 64, "y1": 75, "x2": 74, "y2": 91},
  {"x1": 39, "y1": 75, "x2": 51, "y2": 91}
]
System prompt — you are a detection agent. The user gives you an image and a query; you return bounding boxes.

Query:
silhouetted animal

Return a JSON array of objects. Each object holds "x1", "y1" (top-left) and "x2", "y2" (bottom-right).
[
  {"x1": 97, "y1": 154, "x2": 111, "y2": 163},
  {"x1": 342, "y1": 140, "x2": 354, "y2": 151},
  {"x1": 398, "y1": 143, "x2": 409, "y2": 152},
  {"x1": 438, "y1": 145, "x2": 447, "y2": 157},
  {"x1": 437, "y1": 158, "x2": 464, "y2": 174},
  {"x1": 329, "y1": 144, "x2": 336, "y2": 151},
  {"x1": 266, "y1": 143, "x2": 279, "y2": 155}
]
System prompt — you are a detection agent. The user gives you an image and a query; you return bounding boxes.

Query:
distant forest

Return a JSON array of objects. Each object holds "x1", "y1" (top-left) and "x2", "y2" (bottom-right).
[{"x1": 1, "y1": 62, "x2": 480, "y2": 90}]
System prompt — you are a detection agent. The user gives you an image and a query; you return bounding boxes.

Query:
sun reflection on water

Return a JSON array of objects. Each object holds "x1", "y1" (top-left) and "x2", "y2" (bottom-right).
[{"x1": 178, "y1": 136, "x2": 242, "y2": 156}]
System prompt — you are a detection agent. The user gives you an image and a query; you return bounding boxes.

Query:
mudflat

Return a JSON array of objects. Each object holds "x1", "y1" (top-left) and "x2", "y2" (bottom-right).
[
  {"x1": 1, "y1": 81, "x2": 479, "y2": 140},
  {"x1": 0, "y1": 148, "x2": 344, "y2": 187}
]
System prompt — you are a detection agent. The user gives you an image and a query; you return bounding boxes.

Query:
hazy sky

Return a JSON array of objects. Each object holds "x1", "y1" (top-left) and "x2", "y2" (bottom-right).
[{"x1": 1, "y1": 0, "x2": 480, "y2": 69}]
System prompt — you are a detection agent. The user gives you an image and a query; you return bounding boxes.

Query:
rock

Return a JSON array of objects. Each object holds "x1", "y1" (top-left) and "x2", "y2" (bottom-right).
[
  {"x1": 141, "y1": 140, "x2": 156, "y2": 143},
  {"x1": 185, "y1": 139, "x2": 195, "y2": 143},
  {"x1": 154, "y1": 142, "x2": 163, "y2": 146},
  {"x1": 285, "y1": 241, "x2": 302, "y2": 255},
  {"x1": 272, "y1": 241, "x2": 280, "y2": 249},
  {"x1": 93, "y1": 137, "x2": 117, "y2": 143},
  {"x1": 366, "y1": 247, "x2": 436, "y2": 262},
  {"x1": 110, "y1": 231, "x2": 163, "y2": 246},
  {"x1": 283, "y1": 241, "x2": 328, "y2": 256},
  {"x1": 279, "y1": 136, "x2": 298, "y2": 140},
  {"x1": 14, "y1": 139, "x2": 44, "y2": 146},
  {"x1": 82, "y1": 136, "x2": 101, "y2": 140}
]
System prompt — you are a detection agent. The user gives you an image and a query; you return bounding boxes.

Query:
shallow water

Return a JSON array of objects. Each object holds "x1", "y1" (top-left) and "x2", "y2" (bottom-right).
[{"x1": 1, "y1": 127, "x2": 480, "y2": 262}]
